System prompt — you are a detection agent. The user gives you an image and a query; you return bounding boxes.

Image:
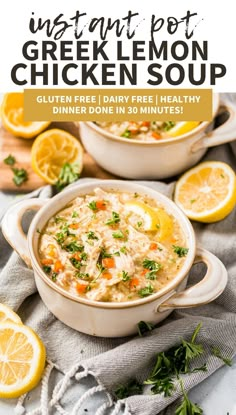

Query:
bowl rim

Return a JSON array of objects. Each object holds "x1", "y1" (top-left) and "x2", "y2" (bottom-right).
[
  {"x1": 79, "y1": 93, "x2": 219, "y2": 146},
  {"x1": 28, "y1": 180, "x2": 196, "y2": 309}
]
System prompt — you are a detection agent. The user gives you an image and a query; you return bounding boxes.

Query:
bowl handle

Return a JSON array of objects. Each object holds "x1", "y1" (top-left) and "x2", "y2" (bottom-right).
[
  {"x1": 1, "y1": 198, "x2": 47, "y2": 268},
  {"x1": 191, "y1": 98, "x2": 236, "y2": 152},
  {"x1": 158, "y1": 247, "x2": 228, "y2": 312}
]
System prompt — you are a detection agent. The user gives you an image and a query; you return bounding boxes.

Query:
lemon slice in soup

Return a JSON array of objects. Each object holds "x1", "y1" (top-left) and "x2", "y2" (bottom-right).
[
  {"x1": 125, "y1": 201, "x2": 173, "y2": 239},
  {"x1": 168, "y1": 121, "x2": 200, "y2": 137}
]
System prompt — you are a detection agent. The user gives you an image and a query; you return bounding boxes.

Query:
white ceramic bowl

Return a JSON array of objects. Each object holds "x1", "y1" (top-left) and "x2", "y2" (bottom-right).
[
  {"x1": 2, "y1": 181, "x2": 228, "y2": 337},
  {"x1": 78, "y1": 94, "x2": 236, "y2": 179}
]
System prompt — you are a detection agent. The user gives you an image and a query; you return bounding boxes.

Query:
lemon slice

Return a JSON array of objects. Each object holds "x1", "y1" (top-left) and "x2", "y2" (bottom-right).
[
  {"x1": 31, "y1": 128, "x2": 83, "y2": 184},
  {"x1": 174, "y1": 161, "x2": 236, "y2": 223},
  {"x1": 125, "y1": 200, "x2": 173, "y2": 239},
  {"x1": 1, "y1": 93, "x2": 50, "y2": 138},
  {"x1": 168, "y1": 121, "x2": 200, "y2": 137},
  {"x1": 0, "y1": 322, "x2": 46, "y2": 398},
  {"x1": 0, "y1": 303, "x2": 22, "y2": 324}
]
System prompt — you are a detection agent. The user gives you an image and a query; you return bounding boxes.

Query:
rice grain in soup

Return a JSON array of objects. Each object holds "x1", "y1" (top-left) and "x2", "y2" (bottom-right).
[{"x1": 38, "y1": 188, "x2": 188, "y2": 302}]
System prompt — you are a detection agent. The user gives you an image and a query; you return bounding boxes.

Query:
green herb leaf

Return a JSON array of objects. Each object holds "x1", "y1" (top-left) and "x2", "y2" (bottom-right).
[
  {"x1": 112, "y1": 230, "x2": 125, "y2": 239},
  {"x1": 115, "y1": 379, "x2": 142, "y2": 399},
  {"x1": 137, "y1": 321, "x2": 155, "y2": 337},
  {"x1": 137, "y1": 221, "x2": 142, "y2": 228},
  {"x1": 163, "y1": 121, "x2": 175, "y2": 131},
  {"x1": 138, "y1": 284, "x2": 154, "y2": 298},
  {"x1": 121, "y1": 129, "x2": 131, "y2": 138},
  {"x1": 88, "y1": 201, "x2": 98, "y2": 211},
  {"x1": 120, "y1": 246, "x2": 128, "y2": 254},
  {"x1": 55, "y1": 162, "x2": 80, "y2": 192},
  {"x1": 175, "y1": 378, "x2": 203, "y2": 415},
  {"x1": 143, "y1": 259, "x2": 162, "y2": 271},
  {"x1": 173, "y1": 245, "x2": 189, "y2": 257},
  {"x1": 12, "y1": 168, "x2": 28, "y2": 186},
  {"x1": 105, "y1": 211, "x2": 120, "y2": 226},
  {"x1": 72, "y1": 211, "x2": 79, "y2": 218},
  {"x1": 87, "y1": 231, "x2": 99, "y2": 240},
  {"x1": 42, "y1": 265, "x2": 51, "y2": 274},
  {"x1": 211, "y1": 346, "x2": 232, "y2": 366},
  {"x1": 100, "y1": 247, "x2": 112, "y2": 259},
  {"x1": 4, "y1": 154, "x2": 16, "y2": 165},
  {"x1": 51, "y1": 272, "x2": 58, "y2": 282},
  {"x1": 55, "y1": 216, "x2": 66, "y2": 224},
  {"x1": 76, "y1": 272, "x2": 90, "y2": 280},
  {"x1": 64, "y1": 242, "x2": 84, "y2": 253},
  {"x1": 122, "y1": 271, "x2": 131, "y2": 281}
]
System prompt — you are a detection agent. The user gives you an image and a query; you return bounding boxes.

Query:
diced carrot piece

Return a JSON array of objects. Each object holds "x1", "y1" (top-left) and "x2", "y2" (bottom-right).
[
  {"x1": 102, "y1": 257, "x2": 115, "y2": 268},
  {"x1": 152, "y1": 132, "x2": 161, "y2": 139},
  {"x1": 72, "y1": 253, "x2": 81, "y2": 261},
  {"x1": 102, "y1": 272, "x2": 112, "y2": 280},
  {"x1": 54, "y1": 260, "x2": 64, "y2": 272},
  {"x1": 96, "y1": 200, "x2": 107, "y2": 210},
  {"x1": 141, "y1": 269, "x2": 148, "y2": 276},
  {"x1": 69, "y1": 223, "x2": 80, "y2": 229},
  {"x1": 141, "y1": 121, "x2": 150, "y2": 127},
  {"x1": 130, "y1": 278, "x2": 139, "y2": 288},
  {"x1": 76, "y1": 283, "x2": 87, "y2": 294},
  {"x1": 150, "y1": 242, "x2": 158, "y2": 250},
  {"x1": 41, "y1": 258, "x2": 53, "y2": 265}
]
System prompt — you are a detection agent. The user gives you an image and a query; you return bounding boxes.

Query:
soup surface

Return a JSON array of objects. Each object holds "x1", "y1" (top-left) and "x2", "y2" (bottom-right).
[
  {"x1": 96, "y1": 121, "x2": 200, "y2": 141},
  {"x1": 39, "y1": 188, "x2": 188, "y2": 302}
]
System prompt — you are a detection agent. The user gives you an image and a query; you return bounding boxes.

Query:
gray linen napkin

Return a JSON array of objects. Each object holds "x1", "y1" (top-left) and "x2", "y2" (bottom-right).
[{"x1": 0, "y1": 143, "x2": 236, "y2": 415}]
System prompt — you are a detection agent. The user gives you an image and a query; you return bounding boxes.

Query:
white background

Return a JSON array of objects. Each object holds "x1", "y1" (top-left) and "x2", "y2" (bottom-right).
[{"x1": 0, "y1": 0, "x2": 235, "y2": 92}]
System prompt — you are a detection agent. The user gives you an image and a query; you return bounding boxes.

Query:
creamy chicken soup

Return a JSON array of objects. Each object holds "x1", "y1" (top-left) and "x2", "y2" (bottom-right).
[
  {"x1": 96, "y1": 121, "x2": 200, "y2": 141},
  {"x1": 39, "y1": 188, "x2": 188, "y2": 302}
]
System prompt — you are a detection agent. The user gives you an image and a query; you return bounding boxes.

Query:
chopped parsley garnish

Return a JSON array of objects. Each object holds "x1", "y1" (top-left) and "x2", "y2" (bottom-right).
[
  {"x1": 137, "y1": 221, "x2": 142, "y2": 228},
  {"x1": 112, "y1": 230, "x2": 125, "y2": 239},
  {"x1": 64, "y1": 242, "x2": 84, "y2": 253},
  {"x1": 51, "y1": 272, "x2": 58, "y2": 281},
  {"x1": 173, "y1": 245, "x2": 189, "y2": 257},
  {"x1": 80, "y1": 252, "x2": 88, "y2": 261},
  {"x1": 4, "y1": 154, "x2": 16, "y2": 166},
  {"x1": 113, "y1": 251, "x2": 121, "y2": 256},
  {"x1": 55, "y1": 162, "x2": 80, "y2": 192},
  {"x1": 105, "y1": 211, "x2": 120, "y2": 226},
  {"x1": 134, "y1": 192, "x2": 139, "y2": 198},
  {"x1": 137, "y1": 321, "x2": 155, "y2": 336},
  {"x1": 55, "y1": 224, "x2": 73, "y2": 245},
  {"x1": 142, "y1": 259, "x2": 162, "y2": 279},
  {"x1": 87, "y1": 231, "x2": 99, "y2": 240},
  {"x1": 211, "y1": 346, "x2": 232, "y2": 366},
  {"x1": 88, "y1": 201, "x2": 98, "y2": 211},
  {"x1": 121, "y1": 129, "x2": 131, "y2": 138},
  {"x1": 72, "y1": 211, "x2": 79, "y2": 218},
  {"x1": 12, "y1": 167, "x2": 28, "y2": 186},
  {"x1": 70, "y1": 257, "x2": 82, "y2": 269},
  {"x1": 55, "y1": 216, "x2": 66, "y2": 224},
  {"x1": 76, "y1": 272, "x2": 90, "y2": 280},
  {"x1": 138, "y1": 284, "x2": 154, "y2": 297},
  {"x1": 122, "y1": 271, "x2": 131, "y2": 281},
  {"x1": 100, "y1": 247, "x2": 113, "y2": 259},
  {"x1": 42, "y1": 265, "x2": 51, "y2": 274},
  {"x1": 114, "y1": 379, "x2": 142, "y2": 399},
  {"x1": 190, "y1": 199, "x2": 196, "y2": 204},
  {"x1": 163, "y1": 121, "x2": 175, "y2": 131},
  {"x1": 120, "y1": 246, "x2": 128, "y2": 254}
]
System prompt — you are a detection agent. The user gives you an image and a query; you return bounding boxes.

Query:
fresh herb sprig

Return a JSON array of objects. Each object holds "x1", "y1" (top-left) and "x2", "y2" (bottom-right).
[
  {"x1": 144, "y1": 323, "x2": 204, "y2": 396},
  {"x1": 137, "y1": 321, "x2": 155, "y2": 337},
  {"x1": 12, "y1": 167, "x2": 28, "y2": 186},
  {"x1": 142, "y1": 259, "x2": 162, "y2": 280},
  {"x1": 211, "y1": 346, "x2": 232, "y2": 366},
  {"x1": 175, "y1": 379, "x2": 203, "y2": 415},
  {"x1": 115, "y1": 379, "x2": 142, "y2": 399},
  {"x1": 4, "y1": 154, "x2": 16, "y2": 165},
  {"x1": 55, "y1": 162, "x2": 80, "y2": 192},
  {"x1": 105, "y1": 211, "x2": 120, "y2": 226},
  {"x1": 173, "y1": 246, "x2": 189, "y2": 258}
]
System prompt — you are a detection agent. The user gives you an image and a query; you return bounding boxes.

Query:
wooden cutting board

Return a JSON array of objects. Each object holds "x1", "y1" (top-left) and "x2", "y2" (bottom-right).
[{"x1": 0, "y1": 122, "x2": 115, "y2": 191}]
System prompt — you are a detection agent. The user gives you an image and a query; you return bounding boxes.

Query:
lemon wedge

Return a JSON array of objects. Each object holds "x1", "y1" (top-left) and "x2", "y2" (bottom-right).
[
  {"x1": 31, "y1": 128, "x2": 83, "y2": 184},
  {"x1": 0, "y1": 322, "x2": 46, "y2": 398},
  {"x1": 0, "y1": 303, "x2": 22, "y2": 324},
  {"x1": 1, "y1": 93, "x2": 50, "y2": 138},
  {"x1": 168, "y1": 121, "x2": 200, "y2": 137},
  {"x1": 125, "y1": 200, "x2": 173, "y2": 240},
  {"x1": 174, "y1": 161, "x2": 236, "y2": 223}
]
